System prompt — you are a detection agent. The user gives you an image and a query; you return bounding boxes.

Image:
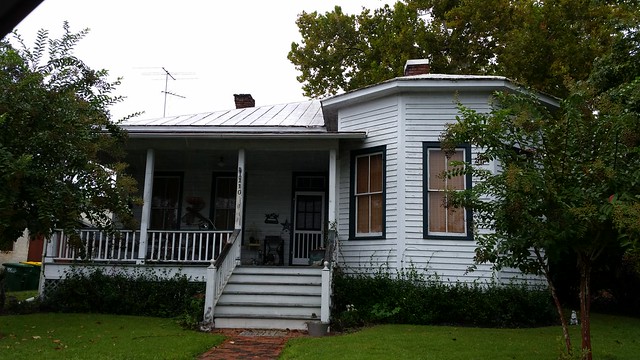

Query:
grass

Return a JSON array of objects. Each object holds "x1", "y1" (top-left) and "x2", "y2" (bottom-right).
[
  {"x1": 280, "y1": 313, "x2": 640, "y2": 360},
  {"x1": 5, "y1": 290, "x2": 39, "y2": 302},
  {"x1": 0, "y1": 313, "x2": 224, "y2": 360}
]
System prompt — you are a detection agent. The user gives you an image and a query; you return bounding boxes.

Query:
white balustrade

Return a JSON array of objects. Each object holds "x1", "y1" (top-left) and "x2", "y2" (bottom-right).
[
  {"x1": 52, "y1": 229, "x2": 231, "y2": 263},
  {"x1": 54, "y1": 229, "x2": 139, "y2": 262},
  {"x1": 146, "y1": 230, "x2": 231, "y2": 263}
]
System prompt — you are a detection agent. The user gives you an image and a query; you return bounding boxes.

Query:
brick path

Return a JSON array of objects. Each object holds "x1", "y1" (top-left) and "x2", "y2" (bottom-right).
[{"x1": 198, "y1": 329, "x2": 306, "y2": 360}]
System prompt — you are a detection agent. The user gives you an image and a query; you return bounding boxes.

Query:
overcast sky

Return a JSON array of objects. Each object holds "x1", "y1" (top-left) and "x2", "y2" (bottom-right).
[{"x1": 13, "y1": 0, "x2": 393, "y2": 120}]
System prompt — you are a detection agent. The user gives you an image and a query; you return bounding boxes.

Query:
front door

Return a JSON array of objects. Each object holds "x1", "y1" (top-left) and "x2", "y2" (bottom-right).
[{"x1": 291, "y1": 192, "x2": 324, "y2": 265}]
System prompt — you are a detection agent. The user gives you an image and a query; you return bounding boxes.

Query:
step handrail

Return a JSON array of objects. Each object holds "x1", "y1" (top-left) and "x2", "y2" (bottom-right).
[{"x1": 202, "y1": 229, "x2": 241, "y2": 330}]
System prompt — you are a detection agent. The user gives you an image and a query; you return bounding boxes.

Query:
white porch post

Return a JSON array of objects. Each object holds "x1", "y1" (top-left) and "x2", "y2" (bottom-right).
[
  {"x1": 328, "y1": 148, "x2": 338, "y2": 227},
  {"x1": 43, "y1": 231, "x2": 57, "y2": 264},
  {"x1": 327, "y1": 148, "x2": 338, "y2": 261},
  {"x1": 40, "y1": 231, "x2": 55, "y2": 295},
  {"x1": 234, "y1": 149, "x2": 245, "y2": 232},
  {"x1": 320, "y1": 148, "x2": 337, "y2": 325},
  {"x1": 202, "y1": 260, "x2": 216, "y2": 330},
  {"x1": 321, "y1": 261, "x2": 331, "y2": 323},
  {"x1": 137, "y1": 149, "x2": 155, "y2": 264}
]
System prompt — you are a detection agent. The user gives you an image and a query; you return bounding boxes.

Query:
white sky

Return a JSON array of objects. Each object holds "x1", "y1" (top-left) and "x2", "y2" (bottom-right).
[{"x1": 13, "y1": 0, "x2": 393, "y2": 120}]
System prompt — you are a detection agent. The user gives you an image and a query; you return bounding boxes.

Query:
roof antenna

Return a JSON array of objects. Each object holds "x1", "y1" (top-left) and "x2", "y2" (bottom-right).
[{"x1": 161, "y1": 67, "x2": 186, "y2": 117}]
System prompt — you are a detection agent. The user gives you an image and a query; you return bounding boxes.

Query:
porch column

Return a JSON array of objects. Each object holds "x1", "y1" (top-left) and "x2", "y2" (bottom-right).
[
  {"x1": 137, "y1": 149, "x2": 155, "y2": 263},
  {"x1": 234, "y1": 149, "x2": 245, "y2": 232},
  {"x1": 328, "y1": 148, "x2": 338, "y2": 225},
  {"x1": 321, "y1": 261, "x2": 331, "y2": 323},
  {"x1": 43, "y1": 231, "x2": 56, "y2": 264}
]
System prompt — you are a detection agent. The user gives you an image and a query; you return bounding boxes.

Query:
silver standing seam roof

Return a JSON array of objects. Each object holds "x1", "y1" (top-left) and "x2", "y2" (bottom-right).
[{"x1": 120, "y1": 100, "x2": 369, "y2": 139}]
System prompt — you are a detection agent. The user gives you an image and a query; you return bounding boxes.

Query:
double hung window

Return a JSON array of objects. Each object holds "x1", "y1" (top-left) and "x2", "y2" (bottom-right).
[
  {"x1": 424, "y1": 143, "x2": 471, "y2": 239},
  {"x1": 351, "y1": 147, "x2": 385, "y2": 239}
]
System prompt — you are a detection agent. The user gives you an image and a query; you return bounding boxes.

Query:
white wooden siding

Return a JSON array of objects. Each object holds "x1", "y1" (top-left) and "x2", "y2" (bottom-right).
[
  {"x1": 338, "y1": 97, "x2": 400, "y2": 273},
  {"x1": 337, "y1": 91, "x2": 536, "y2": 284},
  {"x1": 402, "y1": 92, "x2": 496, "y2": 282}
]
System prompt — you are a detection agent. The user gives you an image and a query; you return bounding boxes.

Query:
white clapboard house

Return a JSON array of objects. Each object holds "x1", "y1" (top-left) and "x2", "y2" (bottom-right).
[{"x1": 40, "y1": 60, "x2": 558, "y2": 330}]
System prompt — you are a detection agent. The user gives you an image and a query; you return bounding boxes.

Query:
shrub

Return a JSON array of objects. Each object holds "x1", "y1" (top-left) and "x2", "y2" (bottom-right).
[
  {"x1": 42, "y1": 266, "x2": 205, "y2": 322},
  {"x1": 331, "y1": 266, "x2": 556, "y2": 330}
]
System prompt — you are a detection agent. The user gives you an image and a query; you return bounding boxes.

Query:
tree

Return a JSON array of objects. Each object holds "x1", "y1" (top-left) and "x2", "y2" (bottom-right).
[
  {"x1": 0, "y1": 23, "x2": 139, "y2": 250},
  {"x1": 288, "y1": 3, "x2": 432, "y2": 98},
  {"x1": 289, "y1": 0, "x2": 638, "y2": 99},
  {"x1": 440, "y1": 28, "x2": 640, "y2": 358}
]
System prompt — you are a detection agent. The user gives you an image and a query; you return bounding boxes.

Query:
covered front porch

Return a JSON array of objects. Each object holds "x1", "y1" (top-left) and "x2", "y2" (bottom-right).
[
  {"x1": 40, "y1": 139, "x2": 345, "y2": 329},
  {"x1": 124, "y1": 138, "x2": 342, "y2": 267},
  {"x1": 39, "y1": 99, "x2": 366, "y2": 329},
  {"x1": 42, "y1": 141, "x2": 342, "y2": 264}
]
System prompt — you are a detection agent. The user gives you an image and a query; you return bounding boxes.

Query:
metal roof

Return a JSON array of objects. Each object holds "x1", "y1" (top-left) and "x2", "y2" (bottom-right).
[
  {"x1": 121, "y1": 100, "x2": 324, "y2": 128},
  {"x1": 119, "y1": 100, "x2": 367, "y2": 140}
]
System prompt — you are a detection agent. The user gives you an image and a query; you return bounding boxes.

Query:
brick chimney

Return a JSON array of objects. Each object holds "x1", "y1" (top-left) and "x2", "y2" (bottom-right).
[
  {"x1": 404, "y1": 59, "x2": 430, "y2": 76},
  {"x1": 234, "y1": 94, "x2": 255, "y2": 109}
]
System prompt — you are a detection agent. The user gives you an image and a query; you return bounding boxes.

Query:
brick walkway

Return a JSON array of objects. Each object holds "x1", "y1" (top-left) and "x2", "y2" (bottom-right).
[{"x1": 198, "y1": 329, "x2": 306, "y2": 360}]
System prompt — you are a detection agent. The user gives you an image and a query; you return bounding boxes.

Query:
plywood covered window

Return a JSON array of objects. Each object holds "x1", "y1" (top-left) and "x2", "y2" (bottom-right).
[
  {"x1": 350, "y1": 147, "x2": 385, "y2": 239},
  {"x1": 424, "y1": 143, "x2": 471, "y2": 239}
]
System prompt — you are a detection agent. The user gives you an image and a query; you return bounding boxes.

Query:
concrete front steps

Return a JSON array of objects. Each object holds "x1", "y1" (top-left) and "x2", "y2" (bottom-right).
[{"x1": 213, "y1": 266, "x2": 322, "y2": 330}]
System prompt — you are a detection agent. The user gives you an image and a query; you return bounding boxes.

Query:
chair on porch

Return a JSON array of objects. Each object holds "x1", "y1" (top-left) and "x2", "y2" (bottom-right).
[{"x1": 263, "y1": 236, "x2": 283, "y2": 266}]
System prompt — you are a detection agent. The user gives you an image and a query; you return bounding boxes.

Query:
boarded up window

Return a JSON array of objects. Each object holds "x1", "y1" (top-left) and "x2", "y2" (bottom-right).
[
  {"x1": 355, "y1": 152, "x2": 384, "y2": 236},
  {"x1": 427, "y1": 148, "x2": 466, "y2": 236}
]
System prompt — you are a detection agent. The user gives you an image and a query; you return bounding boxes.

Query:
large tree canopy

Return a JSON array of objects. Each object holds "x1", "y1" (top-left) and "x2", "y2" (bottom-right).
[
  {"x1": 441, "y1": 28, "x2": 640, "y2": 359},
  {"x1": 0, "y1": 23, "x2": 139, "y2": 249},
  {"x1": 289, "y1": 0, "x2": 638, "y2": 98},
  {"x1": 288, "y1": 2, "x2": 431, "y2": 98}
]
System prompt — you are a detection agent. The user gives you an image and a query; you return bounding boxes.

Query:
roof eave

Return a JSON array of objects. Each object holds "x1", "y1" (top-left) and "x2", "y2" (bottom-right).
[
  {"x1": 124, "y1": 129, "x2": 367, "y2": 140},
  {"x1": 321, "y1": 76, "x2": 560, "y2": 123}
]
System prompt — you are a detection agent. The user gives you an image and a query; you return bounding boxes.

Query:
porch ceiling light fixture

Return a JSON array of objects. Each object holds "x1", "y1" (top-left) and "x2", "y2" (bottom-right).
[{"x1": 217, "y1": 156, "x2": 225, "y2": 168}]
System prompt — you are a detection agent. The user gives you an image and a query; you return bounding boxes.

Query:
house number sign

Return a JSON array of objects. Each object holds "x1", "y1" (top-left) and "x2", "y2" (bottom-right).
[{"x1": 237, "y1": 167, "x2": 243, "y2": 195}]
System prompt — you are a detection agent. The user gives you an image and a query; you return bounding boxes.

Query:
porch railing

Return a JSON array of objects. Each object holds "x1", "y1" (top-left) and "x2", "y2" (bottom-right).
[
  {"x1": 51, "y1": 229, "x2": 232, "y2": 263},
  {"x1": 146, "y1": 230, "x2": 232, "y2": 263},
  {"x1": 291, "y1": 230, "x2": 324, "y2": 265},
  {"x1": 53, "y1": 229, "x2": 140, "y2": 262},
  {"x1": 202, "y1": 229, "x2": 241, "y2": 330}
]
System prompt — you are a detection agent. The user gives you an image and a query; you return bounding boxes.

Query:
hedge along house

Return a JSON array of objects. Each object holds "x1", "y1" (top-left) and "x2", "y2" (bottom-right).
[{"x1": 40, "y1": 60, "x2": 558, "y2": 330}]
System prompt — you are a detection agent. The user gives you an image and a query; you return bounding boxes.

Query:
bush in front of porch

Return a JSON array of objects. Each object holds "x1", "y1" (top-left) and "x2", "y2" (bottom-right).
[
  {"x1": 42, "y1": 267, "x2": 204, "y2": 328},
  {"x1": 331, "y1": 267, "x2": 556, "y2": 330}
]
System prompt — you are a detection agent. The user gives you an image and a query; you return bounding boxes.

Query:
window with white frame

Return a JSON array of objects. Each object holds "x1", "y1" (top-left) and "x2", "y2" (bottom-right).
[
  {"x1": 351, "y1": 147, "x2": 385, "y2": 238},
  {"x1": 424, "y1": 143, "x2": 471, "y2": 239}
]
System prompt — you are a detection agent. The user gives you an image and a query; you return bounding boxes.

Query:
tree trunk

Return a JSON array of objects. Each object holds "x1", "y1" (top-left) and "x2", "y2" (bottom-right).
[
  {"x1": 550, "y1": 275, "x2": 572, "y2": 354},
  {"x1": 535, "y1": 249, "x2": 572, "y2": 354},
  {"x1": 578, "y1": 255, "x2": 592, "y2": 360}
]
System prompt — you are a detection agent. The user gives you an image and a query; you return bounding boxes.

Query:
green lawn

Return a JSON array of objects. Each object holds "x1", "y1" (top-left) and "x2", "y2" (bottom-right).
[
  {"x1": 4, "y1": 290, "x2": 39, "y2": 302},
  {"x1": 0, "y1": 313, "x2": 224, "y2": 360},
  {"x1": 281, "y1": 313, "x2": 640, "y2": 360}
]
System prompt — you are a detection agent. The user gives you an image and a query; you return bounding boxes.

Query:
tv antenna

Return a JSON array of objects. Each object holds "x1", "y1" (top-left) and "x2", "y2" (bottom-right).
[
  {"x1": 138, "y1": 67, "x2": 195, "y2": 117},
  {"x1": 161, "y1": 67, "x2": 186, "y2": 117}
]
